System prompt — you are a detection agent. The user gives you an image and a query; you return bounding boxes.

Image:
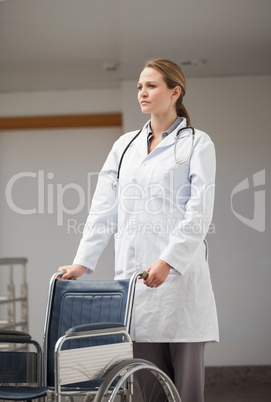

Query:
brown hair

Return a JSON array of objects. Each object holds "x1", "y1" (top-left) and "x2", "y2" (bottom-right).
[{"x1": 144, "y1": 58, "x2": 191, "y2": 126}]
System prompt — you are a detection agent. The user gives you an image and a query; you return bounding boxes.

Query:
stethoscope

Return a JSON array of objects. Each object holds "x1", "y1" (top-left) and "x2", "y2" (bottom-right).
[{"x1": 112, "y1": 124, "x2": 195, "y2": 190}]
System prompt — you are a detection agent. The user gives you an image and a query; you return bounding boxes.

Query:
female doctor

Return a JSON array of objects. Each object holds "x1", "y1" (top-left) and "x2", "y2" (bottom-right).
[{"x1": 59, "y1": 58, "x2": 219, "y2": 402}]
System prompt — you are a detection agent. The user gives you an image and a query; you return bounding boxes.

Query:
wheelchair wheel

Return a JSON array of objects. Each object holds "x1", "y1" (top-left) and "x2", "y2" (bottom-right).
[{"x1": 93, "y1": 358, "x2": 182, "y2": 402}]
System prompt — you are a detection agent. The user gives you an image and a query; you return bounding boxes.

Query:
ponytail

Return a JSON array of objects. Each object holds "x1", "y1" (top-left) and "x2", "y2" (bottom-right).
[{"x1": 177, "y1": 99, "x2": 191, "y2": 126}]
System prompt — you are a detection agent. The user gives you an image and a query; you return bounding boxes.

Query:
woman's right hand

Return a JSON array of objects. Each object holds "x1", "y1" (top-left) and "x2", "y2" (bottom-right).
[{"x1": 58, "y1": 264, "x2": 87, "y2": 280}]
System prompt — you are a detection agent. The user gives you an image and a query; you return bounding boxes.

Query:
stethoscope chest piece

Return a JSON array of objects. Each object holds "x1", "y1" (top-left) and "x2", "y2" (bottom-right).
[{"x1": 112, "y1": 180, "x2": 119, "y2": 191}]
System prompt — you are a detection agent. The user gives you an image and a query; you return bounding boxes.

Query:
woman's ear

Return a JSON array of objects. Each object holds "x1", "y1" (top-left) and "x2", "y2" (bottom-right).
[{"x1": 172, "y1": 86, "x2": 182, "y2": 100}]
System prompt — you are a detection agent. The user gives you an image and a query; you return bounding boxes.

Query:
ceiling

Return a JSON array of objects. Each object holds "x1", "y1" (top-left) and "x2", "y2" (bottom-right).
[{"x1": 0, "y1": 0, "x2": 271, "y2": 93}]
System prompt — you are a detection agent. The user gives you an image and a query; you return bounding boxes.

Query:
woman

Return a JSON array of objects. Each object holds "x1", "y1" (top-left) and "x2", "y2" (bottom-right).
[{"x1": 59, "y1": 58, "x2": 219, "y2": 402}]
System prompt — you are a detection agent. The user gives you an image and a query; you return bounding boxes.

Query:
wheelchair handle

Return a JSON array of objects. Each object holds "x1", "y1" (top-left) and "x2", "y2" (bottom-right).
[{"x1": 140, "y1": 270, "x2": 149, "y2": 280}]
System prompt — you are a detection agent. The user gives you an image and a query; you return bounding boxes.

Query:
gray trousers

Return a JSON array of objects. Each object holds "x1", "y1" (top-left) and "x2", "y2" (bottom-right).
[{"x1": 133, "y1": 342, "x2": 205, "y2": 402}]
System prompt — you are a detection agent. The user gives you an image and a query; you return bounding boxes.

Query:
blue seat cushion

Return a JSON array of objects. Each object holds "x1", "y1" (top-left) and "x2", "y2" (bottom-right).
[{"x1": 0, "y1": 386, "x2": 48, "y2": 400}]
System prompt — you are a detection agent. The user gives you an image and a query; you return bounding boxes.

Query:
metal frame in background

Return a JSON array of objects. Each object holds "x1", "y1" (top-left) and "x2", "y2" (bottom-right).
[{"x1": 0, "y1": 258, "x2": 29, "y2": 350}]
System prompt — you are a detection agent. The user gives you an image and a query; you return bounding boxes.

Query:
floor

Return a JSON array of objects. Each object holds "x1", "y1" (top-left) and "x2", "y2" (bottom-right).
[
  {"x1": 120, "y1": 366, "x2": 271, "y2": 401},
  {"x1": 84, "y1": 366, "x2": 271, "y2": 401},
  {"x1": 204, "y1": 366, "x2": 271, "y2": 402},
  {"x1": 1, "y1": 366, "x2": 270, "y2": 401}
]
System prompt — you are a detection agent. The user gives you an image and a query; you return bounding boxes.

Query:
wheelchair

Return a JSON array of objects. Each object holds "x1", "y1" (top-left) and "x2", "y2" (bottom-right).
[{"x1": 0, "y1": 270, "x2": 181, "y2": 401}]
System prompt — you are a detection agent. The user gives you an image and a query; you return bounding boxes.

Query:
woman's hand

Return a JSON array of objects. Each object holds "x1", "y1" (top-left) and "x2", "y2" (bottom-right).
[
  {"x1": 143, "y1": 259, "x2": 171, "y2": 288},
  {"x1": 58, "y1": 264, "x2": 87, "y2": 280}
]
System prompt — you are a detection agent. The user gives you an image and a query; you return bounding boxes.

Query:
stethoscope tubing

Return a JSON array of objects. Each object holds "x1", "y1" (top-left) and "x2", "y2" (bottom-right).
[
  {"x1": 116, "y1": 129, "x2": 142, "y2": 182},
  {"x1": 113, "y1": 124, "x2": 195, "y2": 189},
  {"x1": 174, "y1": 126, "x2": 195, "y2": 164}
]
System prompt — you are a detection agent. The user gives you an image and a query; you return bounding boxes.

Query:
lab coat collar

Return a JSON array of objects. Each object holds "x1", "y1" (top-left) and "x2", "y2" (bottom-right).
[
  {"x1": 137, "y1": 117, "x2": 188, "y2": 154},
  {"x1": 147, "y1": 116, "x2": 183, "y2": 138},
  {"x1": 158, "y1": 117, "x2": 188, "y2": 147},
  {"x1": 132, "y1": 118, "x2": 189, "y2": 159}
]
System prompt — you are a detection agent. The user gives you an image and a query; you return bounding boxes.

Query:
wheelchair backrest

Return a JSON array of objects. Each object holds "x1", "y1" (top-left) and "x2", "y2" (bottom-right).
[{"x1": 43, "y1": 276, "x2": 131, "y2": 386}]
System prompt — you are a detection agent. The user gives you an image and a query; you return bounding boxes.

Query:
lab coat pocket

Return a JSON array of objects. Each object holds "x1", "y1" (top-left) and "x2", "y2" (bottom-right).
[{"x1": 146, "y1": 186, "x2": 167, "y2": 217}]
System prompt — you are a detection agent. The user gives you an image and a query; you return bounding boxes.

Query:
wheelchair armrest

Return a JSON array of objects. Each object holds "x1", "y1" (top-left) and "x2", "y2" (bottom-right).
[
  {"x1": 65, "y1": 322, "x2": 126, "y2": 337},
  {"x1": 0, "y1": 330, "x2": 43, "y2": 385},
  {"x1": 0, "y1": 329, "x2": 32, "y2": 342}
]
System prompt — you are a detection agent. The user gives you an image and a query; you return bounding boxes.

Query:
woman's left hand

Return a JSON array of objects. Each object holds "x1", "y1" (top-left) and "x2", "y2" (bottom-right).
[{"x1": 143, "y1": 259, "x2": 171, "y2": 288}]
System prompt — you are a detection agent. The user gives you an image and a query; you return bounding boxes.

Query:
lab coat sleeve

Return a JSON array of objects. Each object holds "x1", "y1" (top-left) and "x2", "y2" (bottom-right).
[
  {"x1": 159, "y1": 134, "x2": 216, "y2": 275},
  {"x1": 72, "y1": 141, "x2": 120, "y2": 273}
]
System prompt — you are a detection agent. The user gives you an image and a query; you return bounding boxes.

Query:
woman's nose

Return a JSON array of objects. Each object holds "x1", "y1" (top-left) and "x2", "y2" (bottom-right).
[{"x1": 141, "y1": 88, "x2": 147, "y2": 97}]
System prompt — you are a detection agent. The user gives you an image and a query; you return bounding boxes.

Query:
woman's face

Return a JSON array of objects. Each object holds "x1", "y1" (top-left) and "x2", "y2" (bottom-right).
[{"x1": 137, "y1": 67, "x2": 179, "y2": 117}]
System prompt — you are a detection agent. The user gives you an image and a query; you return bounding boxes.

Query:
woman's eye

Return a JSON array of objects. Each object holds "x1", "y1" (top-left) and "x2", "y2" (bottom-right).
[{"x1": 137, "y1": 84, "x2": 156, "y2": 90}]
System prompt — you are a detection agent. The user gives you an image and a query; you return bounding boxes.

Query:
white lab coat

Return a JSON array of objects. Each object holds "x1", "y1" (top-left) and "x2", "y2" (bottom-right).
[{"x1": 74, "y1": 118, "x2": 219, "y2": 343}]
